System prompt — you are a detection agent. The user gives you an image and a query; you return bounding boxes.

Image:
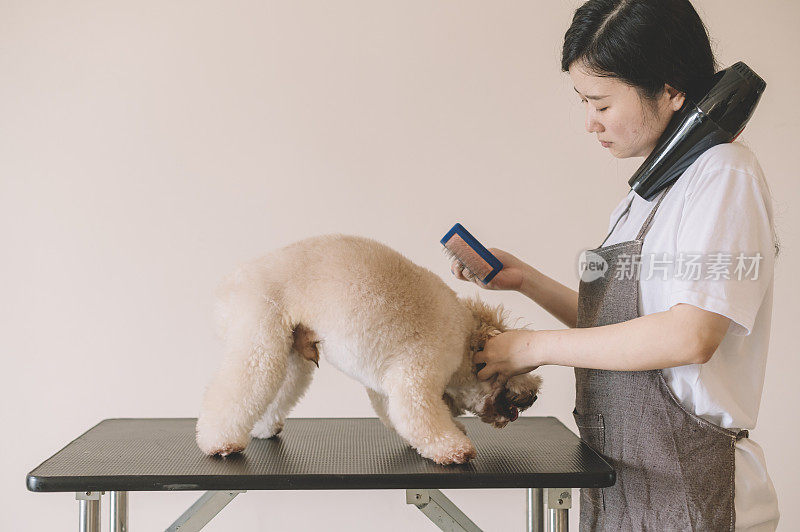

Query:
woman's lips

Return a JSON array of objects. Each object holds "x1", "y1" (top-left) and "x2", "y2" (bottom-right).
[{"x1": 600, "y1": 141, "x2": 612, "y2": 148}]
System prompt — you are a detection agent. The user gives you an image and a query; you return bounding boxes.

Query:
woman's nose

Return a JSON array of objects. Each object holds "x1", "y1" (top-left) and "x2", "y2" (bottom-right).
[{"x1": 585, "y1": 109, "x2": 604, "y2": 133}]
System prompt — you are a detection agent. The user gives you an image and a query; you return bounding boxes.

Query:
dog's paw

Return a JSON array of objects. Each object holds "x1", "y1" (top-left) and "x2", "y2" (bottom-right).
[
  {"x1": 434, "y1": 440, "x2": 477, "y2": 465},
  {"x1": 423, "y1": 436, "x2": 477, "y2": 465},
  {"x1": 208, "y1": 442, "x2": 247, "y2": 457},
  {"x1": 251, "y1": 419, "x2": 284, "y2": 439},
  {"x1": 196, "y1": 420, "x2": 250, "y2": 456}
]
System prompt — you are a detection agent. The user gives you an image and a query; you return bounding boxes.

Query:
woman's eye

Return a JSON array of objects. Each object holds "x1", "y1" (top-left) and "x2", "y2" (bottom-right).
[{"x1": 598, "y1": 107, "x2": 608, "y2": 112}]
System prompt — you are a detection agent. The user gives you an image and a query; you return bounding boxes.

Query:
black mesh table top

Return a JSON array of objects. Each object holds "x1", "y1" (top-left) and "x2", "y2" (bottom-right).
[{"x1": 27, "y1": 417, "x2": 614, "y2": 492}]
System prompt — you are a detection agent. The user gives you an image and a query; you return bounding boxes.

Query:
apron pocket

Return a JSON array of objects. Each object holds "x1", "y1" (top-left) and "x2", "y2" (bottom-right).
[
  {"x1": 572, "y1": 408, "x2": 605, "y2": 452},
  {"x1": 573, "y1": 408, "x2": 606, "y2": 510}
]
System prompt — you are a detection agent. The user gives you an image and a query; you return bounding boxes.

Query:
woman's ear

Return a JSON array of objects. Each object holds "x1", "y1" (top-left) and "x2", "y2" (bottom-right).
[{"x1": 664, "y1": 83, "x2": 686, "y2": 111}]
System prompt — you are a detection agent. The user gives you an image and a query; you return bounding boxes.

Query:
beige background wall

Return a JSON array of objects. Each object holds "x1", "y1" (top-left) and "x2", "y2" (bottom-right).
[{"x1": 2, "y1": 1, "x2": 797, "y2": 530}]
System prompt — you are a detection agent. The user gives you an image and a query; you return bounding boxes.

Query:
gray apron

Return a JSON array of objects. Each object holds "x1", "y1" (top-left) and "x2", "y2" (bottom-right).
[{"x1": 574, "y1": 184, "x2": 749, "y2": 531}]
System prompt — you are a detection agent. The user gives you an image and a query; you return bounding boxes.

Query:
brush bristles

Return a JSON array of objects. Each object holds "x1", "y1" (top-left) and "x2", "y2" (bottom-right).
[
  {"x1": 442, "y1": 233, "x2": 496, "y2": 281},
  {"x1": 442, "y1": 243, "x2": 480, "y2": 281}
]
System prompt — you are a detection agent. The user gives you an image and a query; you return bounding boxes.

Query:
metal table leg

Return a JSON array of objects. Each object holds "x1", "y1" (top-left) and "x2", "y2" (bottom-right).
[
  {"x1": 546, "y1": 488, "x2": 572, "y2": 532},
  {"x1": 111, "y1": 491, "x2": 128, "y2": 532},
  {"x1": 549, "y1": 508, "x2": 569, "y2": 532},
  {"x1": 76, "y1": 491, "x2": 101, "y2": 532},
  {"x1": 527, "y1": 488, "x2": 544, "y2": 532}
]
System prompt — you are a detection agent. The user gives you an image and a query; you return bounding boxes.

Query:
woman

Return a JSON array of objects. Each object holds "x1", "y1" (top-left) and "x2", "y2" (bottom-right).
[{"x1": 451, "y1": 1, "x2": 780, "y2": 530}]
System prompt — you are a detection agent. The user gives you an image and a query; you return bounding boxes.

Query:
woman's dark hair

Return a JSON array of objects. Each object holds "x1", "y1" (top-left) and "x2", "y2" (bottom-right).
[
  {"x1": 563, "y1": 0, "x2": 782, "y2": 258},
  {"x1": 561, "y1": 0, "x2": 717, "y2": 104}
]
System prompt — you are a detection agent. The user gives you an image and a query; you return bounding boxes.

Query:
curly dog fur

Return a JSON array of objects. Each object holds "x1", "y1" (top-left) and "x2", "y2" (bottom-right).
[{"x1": 196, "y1": 234, "x2": 542, "y2": 465}]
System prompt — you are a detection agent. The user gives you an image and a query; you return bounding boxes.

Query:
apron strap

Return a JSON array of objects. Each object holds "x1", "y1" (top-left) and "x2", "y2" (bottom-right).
[
  {"x1": 635, "y1": 184, "x2": 674, "y2": 241},
  {"x1": 598, "y1": 184, "x2": 674, "y2": 248},
  {"x1": 599, "y1": 196, "x2": 634, "y2": 248}
]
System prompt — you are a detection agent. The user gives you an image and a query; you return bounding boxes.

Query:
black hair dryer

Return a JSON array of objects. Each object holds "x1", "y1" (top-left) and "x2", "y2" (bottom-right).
[{"x1": 628, "y1": 61, "x2": 766, "y2": 200}]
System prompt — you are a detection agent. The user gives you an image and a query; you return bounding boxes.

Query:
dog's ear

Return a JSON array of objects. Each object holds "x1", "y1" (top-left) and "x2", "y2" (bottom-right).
[
  {"x1": 460, "y1": 295, "x2": 510, "y2": 331},
  {"x1": 461, "y1": 295, "x2": 510, "y2": 352}
]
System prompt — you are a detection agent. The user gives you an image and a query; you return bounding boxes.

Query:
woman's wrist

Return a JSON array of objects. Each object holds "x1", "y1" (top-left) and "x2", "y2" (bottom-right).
[
  {"x1": 523, "y1": 329, "x2": 552, "y2": 367},
  {"x1": 516, "y1": 263, "x2": 538, "y2": 296},
  {"x1": 510, "y1": 329, "x2": 548, "y2": 369}
]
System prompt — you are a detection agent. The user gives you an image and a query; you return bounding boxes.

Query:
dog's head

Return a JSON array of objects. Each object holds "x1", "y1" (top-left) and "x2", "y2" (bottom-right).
[{"x1": 445, "y1": 296, "x2": 542, "y2": 428}]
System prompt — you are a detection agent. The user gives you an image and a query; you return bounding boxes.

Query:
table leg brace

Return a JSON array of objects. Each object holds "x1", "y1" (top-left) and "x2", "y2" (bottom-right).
[
  {"x1": 546, "y1": 488, "x2": 572, "y2": 532},
  {"x1": 165, "y1": 490, "x2": 246, "y2": 532},
  {"x1": 406, "y1": 489, "x2": 482, "y2": 532}
]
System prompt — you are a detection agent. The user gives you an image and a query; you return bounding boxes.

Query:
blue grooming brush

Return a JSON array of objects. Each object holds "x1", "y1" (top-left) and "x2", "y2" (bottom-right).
[{"x1": 441, "y1": 223, "x2": 503, "y2": 284}]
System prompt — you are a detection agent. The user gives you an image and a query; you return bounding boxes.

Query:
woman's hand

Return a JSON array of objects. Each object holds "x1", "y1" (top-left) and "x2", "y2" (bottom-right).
[
  {"x1": 450, "y1": 248, "x2": 527, "y2": 291},
  {"x1": 473, "y1": 329, "x2": 540, "y2": 386}
]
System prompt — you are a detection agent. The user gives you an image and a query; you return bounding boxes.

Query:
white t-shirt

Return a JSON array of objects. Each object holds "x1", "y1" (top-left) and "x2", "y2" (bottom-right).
[{"x1": 599, "y1": 142, "x2": 780, "y2": 531}]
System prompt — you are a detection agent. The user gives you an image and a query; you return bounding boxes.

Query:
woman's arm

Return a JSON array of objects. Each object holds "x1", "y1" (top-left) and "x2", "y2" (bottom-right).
[
  {"x1": 517, "y1": 263, "x2": 579, "y2": 329},
  {"x1": 449, "y1": 249, "x2": 579, "y2": 328},
  {"x1": 474, "y1": 303, "x2": 731, "y2": 381}
]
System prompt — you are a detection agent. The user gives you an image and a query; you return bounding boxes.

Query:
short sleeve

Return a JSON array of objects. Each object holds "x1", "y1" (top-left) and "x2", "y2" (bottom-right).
[{"x1": 668, "y1": 168, "x2": 775, "y2": 336}]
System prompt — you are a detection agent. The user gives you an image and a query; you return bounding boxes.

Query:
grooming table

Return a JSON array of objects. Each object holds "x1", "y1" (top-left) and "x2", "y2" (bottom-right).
[{"x1": 27, "y1": 417, "x2": 614, "y2": 532}]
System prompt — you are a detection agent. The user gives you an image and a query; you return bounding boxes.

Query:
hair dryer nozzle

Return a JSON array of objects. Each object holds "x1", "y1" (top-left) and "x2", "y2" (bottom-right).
[{"x1": 628, "y1": 62, "x2": 766, "y2": 200}]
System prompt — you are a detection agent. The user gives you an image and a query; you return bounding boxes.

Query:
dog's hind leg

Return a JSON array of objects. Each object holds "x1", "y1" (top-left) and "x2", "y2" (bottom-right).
[
  {"x1": 383, "y1": 361, "x2": 477, "y2": 465},
  {"x1": 251, "y1": 349, "x2": 317, "y2": 439},
  {"x1": 196, "y1": 298, "x2": 294, "y2": 456}
]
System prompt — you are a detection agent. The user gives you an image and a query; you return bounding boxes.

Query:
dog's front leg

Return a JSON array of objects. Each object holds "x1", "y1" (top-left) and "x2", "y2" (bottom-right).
[
  {"x1": 442, "y1": 393, "x2": 468, "y2": 435},
  {"x1": 366, "y1": 388, "x2": 395, "y2": 432},
  {"x1": 383, "y1": 368, "x2": 477, "y2": 465}
]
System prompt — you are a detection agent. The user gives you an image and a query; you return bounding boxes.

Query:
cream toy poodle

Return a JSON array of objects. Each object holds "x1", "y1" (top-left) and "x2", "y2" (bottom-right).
[{"x1": 196, "y1": 234, "x2": 542, "y2": 465}]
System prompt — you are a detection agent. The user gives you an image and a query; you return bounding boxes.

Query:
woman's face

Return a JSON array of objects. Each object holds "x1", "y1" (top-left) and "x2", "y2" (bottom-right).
[{"x1": 568, "y1": 62, "x2": 686, "y2": 159}]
